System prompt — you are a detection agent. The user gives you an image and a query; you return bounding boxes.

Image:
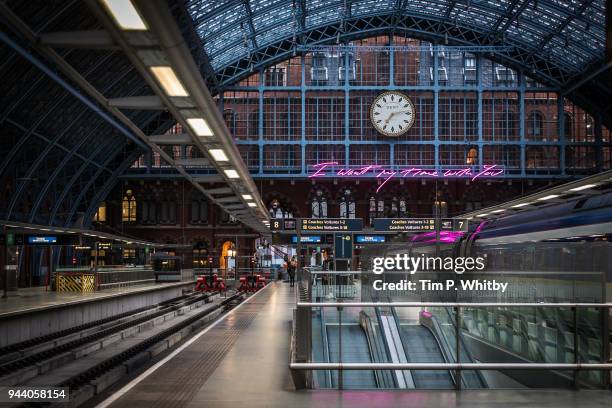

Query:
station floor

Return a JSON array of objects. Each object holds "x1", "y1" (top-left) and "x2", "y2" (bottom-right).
[
  {"x1": 0, "y1": 279, "x2": 194, "y2": 319},
  {"x1": 97, "y1": 281, "x2": 611, "y2": 408}
]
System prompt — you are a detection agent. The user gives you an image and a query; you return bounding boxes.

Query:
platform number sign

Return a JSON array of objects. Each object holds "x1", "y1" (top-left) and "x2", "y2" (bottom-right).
[{"x1": 271, "y1": 220, "x2": 282, "y2": 231}]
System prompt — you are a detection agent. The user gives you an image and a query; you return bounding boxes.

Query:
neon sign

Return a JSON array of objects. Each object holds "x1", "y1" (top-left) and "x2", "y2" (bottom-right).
[{"x1": 309, "y1": 162, "x2": 505, "y2": 193}]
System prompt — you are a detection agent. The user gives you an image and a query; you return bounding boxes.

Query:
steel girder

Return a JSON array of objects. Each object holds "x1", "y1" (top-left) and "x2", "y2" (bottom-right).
[{"x1": 209, "y1": 13, "x2": 579, "y2": 91}]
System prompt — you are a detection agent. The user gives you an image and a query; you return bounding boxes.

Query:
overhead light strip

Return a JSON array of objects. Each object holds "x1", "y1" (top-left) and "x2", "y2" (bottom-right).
[
  {"x1": 150, "y1": 66, "x2": 188, "y2": 97},
  {"x1": 101, "y1": 0, "x2": 148, "y2": 30},
  {"x1": 186, "y1": 118, "x2": 214, "y2": 137}
]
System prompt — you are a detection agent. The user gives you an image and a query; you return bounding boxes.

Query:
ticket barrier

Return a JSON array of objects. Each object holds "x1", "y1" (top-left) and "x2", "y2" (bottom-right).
[
  {"x1": 195, "y1": 273, "x2": 226, "y2": 293},
  {"x1": 238, "y1": 274, "x2": 266, "y2": 293}
]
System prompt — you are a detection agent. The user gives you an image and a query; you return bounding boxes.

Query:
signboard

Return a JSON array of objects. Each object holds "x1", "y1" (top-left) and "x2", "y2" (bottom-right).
[
  {"x1": 291, "y1": 235, "x2": 322, "y2": 244},
  {"x1": 270, "y1": 218, "x2": 297, "y2": 231},
  {"x1": 27, "y1": 236, "x2": 57, "y2": 244},
  {"x1": 374, "y1": 218, "x2": 436, "y2": 232},
  {"x1": 440, "y1": 218, "x2": 469, "y2": 232},
  {"x1": 301, "y1": 218, "x2": 363, "y2": 232},
  {"x1": 6, "y1": 232, "x2": 15, "y2": 246},
  {"x1": 334, "y1": 234, "x2": 353, "y2": 259},
  {"x1": 355, "y1": 235, "x2": 386, "y2": 244}
]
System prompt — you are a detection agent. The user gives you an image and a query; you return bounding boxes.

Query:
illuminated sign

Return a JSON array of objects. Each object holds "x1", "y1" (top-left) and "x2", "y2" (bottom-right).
[
  {"x1": 301, "y1": 218, "x2": 363, "y2": 232},
  {"x1": 374, "y1": 218, "x2": 436, "y2": 232},
  {"x1": 291, "y1": 235, "x2": 322, "y2": 244},
  {"x1": 27, "y1": 236, "x2": 57, "y2": 244},
  {"x1": 440, "y1": 218, "x2": 469, "y2": 232},
  {"x1": 270, "y1": 218, "x2": 297, "y2": 231},
  {"x1": 355, "y1": 235, "x2": 386, "y2": 243},
  {"x1": 309, "y1": 162, "x2": 505, "y2": 193}
]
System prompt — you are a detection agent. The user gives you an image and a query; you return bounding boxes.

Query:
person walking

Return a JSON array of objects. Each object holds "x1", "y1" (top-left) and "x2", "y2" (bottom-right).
[{"x1": 288, "y1": 256, "x2": 297, "y2": 287}]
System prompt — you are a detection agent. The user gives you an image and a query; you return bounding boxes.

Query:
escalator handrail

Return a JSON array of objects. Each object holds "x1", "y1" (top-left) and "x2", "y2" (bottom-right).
[{"x1": 391, "y1": 307, "x2": 458, "y2": 388}]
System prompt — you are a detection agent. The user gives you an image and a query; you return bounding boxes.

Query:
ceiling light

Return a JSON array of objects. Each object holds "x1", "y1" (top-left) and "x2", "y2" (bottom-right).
[
  {"x1": 568, "y1": 184, "x2": 597, "y2": 192},
  {"x1": 491, "y1": 209, "x2": 505, "y2": 213},
  {"x1": 101, "y1": 0, "x2": 147, "y2": 30},
  {"x1": 242, "y1": 194, "x2": 253, "y2": 200},
  {"x1": 247, "y1": 202, "x2": 257, "y2": 207},
  {"x1": 150, "y1": 66, "x2": 188, "y2": 97},
  {"x1": 537, "y1": 194, "x2": 559, "y2": 201},
  {"x1": 511, "y1": 202, "x2": 531, "y2": 208},
  {"x1": 208, "y1": 149, "x2": 228, "y2": 162},
  {"x1": 476, "y1": 213, "x2": 488, "y2": 217},
  {"x1": 187, "y1": 118, "x2": 213, "y2": 137},
  {"x1": 224, "y1": 169, "x2": 239, "y2": 179}
]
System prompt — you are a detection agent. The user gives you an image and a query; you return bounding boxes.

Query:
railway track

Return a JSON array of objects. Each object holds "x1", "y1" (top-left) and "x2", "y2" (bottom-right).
[{"x1": 0, "y1": 291, "x2": 245, "y2": 407}]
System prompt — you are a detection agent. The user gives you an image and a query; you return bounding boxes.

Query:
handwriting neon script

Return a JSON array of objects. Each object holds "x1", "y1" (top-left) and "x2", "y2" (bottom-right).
[{"x1": 309, "y1": 162, "x2": 505, "y2": 193}]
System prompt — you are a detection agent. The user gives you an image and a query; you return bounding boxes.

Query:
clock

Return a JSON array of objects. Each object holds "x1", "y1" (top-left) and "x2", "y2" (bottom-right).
[{"x1": 370, "y1": 91, "x2": 415, "y2": 136}]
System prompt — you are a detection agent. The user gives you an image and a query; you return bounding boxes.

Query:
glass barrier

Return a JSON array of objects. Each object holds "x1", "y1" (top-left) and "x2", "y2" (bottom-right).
[{"x1": 295, "y1": 270, "x2": 610, "y2": 390}]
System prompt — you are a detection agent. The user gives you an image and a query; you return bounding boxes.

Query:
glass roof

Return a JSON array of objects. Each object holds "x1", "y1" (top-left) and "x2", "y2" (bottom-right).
[{"x1": 185, "y1": 0, "x2": 605, "y2": 84}]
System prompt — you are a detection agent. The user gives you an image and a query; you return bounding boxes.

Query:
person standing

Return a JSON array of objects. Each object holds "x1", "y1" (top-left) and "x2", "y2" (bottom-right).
[{"x1": 288, "y1": 256, "x2": 297, "y2": 287}]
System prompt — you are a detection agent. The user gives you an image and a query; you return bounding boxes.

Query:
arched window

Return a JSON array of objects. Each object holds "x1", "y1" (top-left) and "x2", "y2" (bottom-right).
[
  {"x1": 368, "y1": 196, "x2": 384, "y2": 226},
  {"x1": 140, "y1": 195, "x2": 157, "y2": 224},
  {"x1": 193, "y1": 241, "x2": 209, "y2": 268},
  {"x1": 311, "y1": 190, "x2": 327, "y2": 218},
  {"x1": 269, "y1": 199, "x2": 293, "y2": 219},
  {"x1": 339, "y1": 189, "x2": 355, "y2": 218},
  {"x1": 122, "y1": 190, "x2": 136, "y2": 222},
  {"x1": 527, "y1": 111, "x2": 544, "y2": 139},
  {"x1": 391, "y1": 196, "x2": 408, "y2": 217},
  {"x1": 433, "y1": 200, "x2": 448, "y2": 218},
  {"x1": 191, "y1": 193, "x2": 208, "y2": 224},
  {"x1": 159, "y1": 196, "x2": 176, "y2": 224}
]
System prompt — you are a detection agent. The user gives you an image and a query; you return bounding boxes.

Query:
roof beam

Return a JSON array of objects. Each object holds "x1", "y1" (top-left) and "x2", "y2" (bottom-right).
[
  {"x1": 108, "y1": 95, "x2": 165, "y2": 110},
  {"x1": 534, "y1": 0, "x2": 596, "y2": 51},
  {"x1": 489, "y1": 0, "x2": 530, "y2": 40},
  {"x1": 206, "y1": 186, "x2": 234, "y2": 195},
  {"x1": 148, "y1": 133, "x2": 191, "y2": 144},
  {"x1": 242, "y1": 0, "x2": 259, "y2": 50},
  {"x1": 39, "y1": 30, "x2": 117, "y2": 49}
]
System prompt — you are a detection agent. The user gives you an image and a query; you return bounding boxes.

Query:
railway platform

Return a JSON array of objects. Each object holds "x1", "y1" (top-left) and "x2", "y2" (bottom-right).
[{"x1": 97, "y1": 282, "x2": 611, "y2": 408}]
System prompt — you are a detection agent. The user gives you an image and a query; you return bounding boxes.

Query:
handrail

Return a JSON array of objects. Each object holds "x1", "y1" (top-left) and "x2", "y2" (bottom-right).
[
  {"x1": 297, "y1": 302, "x2": 612, "y2": 308},
  {"x1": 290, "y1": 362, "x2": 612, "y2": 370}
]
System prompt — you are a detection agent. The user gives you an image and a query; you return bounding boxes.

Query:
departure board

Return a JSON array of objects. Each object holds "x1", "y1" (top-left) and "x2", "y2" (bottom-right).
[
  {"x1": 373, "y1": 218, "x2": 436, "y2": 232},
  {"x1": 300, "y1": 218, "x2": 363, "y2": 232}
]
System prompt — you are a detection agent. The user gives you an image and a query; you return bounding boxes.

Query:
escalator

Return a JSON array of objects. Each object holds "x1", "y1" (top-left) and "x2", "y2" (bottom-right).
[
  {"x1": 393, "y1": 307, "x2": 487, "y2": 389},
  {"x1": 397, "y1": 324, "x2": 454, "y2": 388},
  {"x1": 312, "y1": 307, "x2": 378, "y2": 389},
  {"x1": 326, "y1": 324, "x2": 378, "y2": 388}
]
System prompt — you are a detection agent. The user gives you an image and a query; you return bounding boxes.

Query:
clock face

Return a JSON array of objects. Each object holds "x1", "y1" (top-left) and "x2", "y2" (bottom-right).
[{"x1": 370, "y1": 91, "x2": 415, "y2": 136}]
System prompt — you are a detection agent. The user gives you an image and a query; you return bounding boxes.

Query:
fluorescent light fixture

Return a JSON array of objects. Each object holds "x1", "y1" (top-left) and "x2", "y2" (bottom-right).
[
  {"x1": 224, "y1": 169, "x2": 239, "y2": 179},
  {"x1": 242, "y1": 194, "x2": 253, "y2": 200},
  {"x1": 101, "y1": 0, "x2": 147, "y2": 30},
  {"x1": 568, "y1": 184, "x2": 597, "y2": 192},
  {"x1": 247, "y1": 202, "x2": 257, "y2": 207},
  {"x1": 150, "y1": 66, "x2": 188, "y2": 97},
  {"x1": 491, "y1": 209, "x2": 505, "y2": 213},
  {"x1": 208, "y1": 149, "x2": 228, "y2": 162},
  {"x1": 537, "y1": 194, "x2": 559, "y2": 201},
  {"x1": 511, "y1": 202, "x2": 531, "y2": 208},
  {"x1": 476, "y1": 213, "x2": 489, "y2": 217},
  {"x1": 187, "y1": 118, "x2": 213, "y2": 137}
]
